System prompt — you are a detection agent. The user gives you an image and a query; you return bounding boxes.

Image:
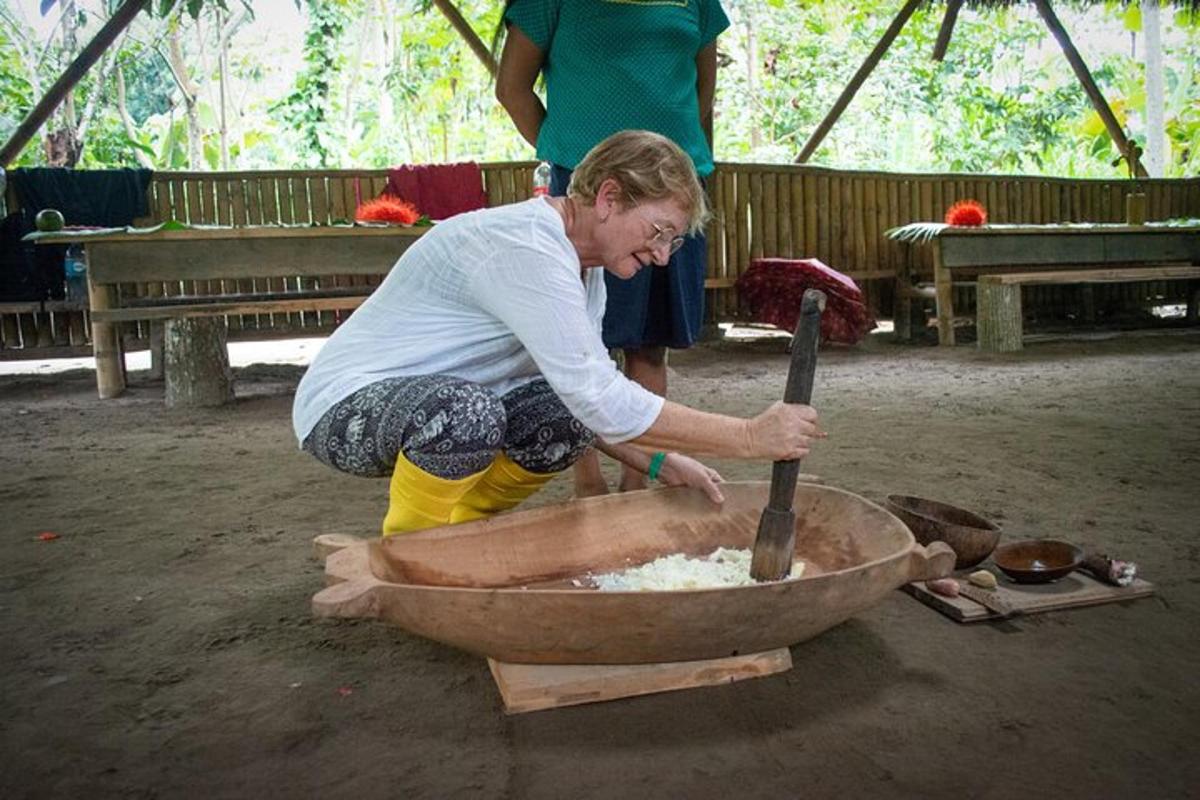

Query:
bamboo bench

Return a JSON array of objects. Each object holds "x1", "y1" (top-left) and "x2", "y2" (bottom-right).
[
  {"x1": 976, "y1": 265, "x2": 1200, "y2": 352},
  {"x1": 927, "y1": 225, "x2": 1200, "y2": 346},
  {"x1": 36, "y1": 225, "x2": 426, "y2": 400}
]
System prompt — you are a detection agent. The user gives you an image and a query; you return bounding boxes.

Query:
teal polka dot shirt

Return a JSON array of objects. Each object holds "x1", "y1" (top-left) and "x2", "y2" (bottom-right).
[{"x1": 504, "y1": 0, "x2": 730, "y2": 177}]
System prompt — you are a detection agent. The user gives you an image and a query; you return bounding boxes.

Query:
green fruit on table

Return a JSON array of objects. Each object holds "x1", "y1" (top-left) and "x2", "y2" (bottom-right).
[{"x1": 35, "y1": 208, "x2": 65, "y2": 232}]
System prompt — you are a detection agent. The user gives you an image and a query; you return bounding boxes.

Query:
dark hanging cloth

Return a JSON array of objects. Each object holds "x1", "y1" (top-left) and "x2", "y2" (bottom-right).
[
  {"x1": 8, "y1": 167, "x2": 153, "y2": 228},
  {"x1": 1, "y1": 167, "x2": 153, "y2": 301},
  {"x1": 383, "y1": 162, "x2": 488, "y2": 221}
]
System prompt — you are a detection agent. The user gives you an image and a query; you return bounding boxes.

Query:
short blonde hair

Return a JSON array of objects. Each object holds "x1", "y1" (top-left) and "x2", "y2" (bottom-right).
[{"x1": 568, "y1": 130, "x2": 710, "y2": 235}]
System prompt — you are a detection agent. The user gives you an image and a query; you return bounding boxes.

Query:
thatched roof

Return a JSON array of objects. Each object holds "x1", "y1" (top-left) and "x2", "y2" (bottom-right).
[{"x1": 931, "y1": 0, "x2": 1200, "y2": 13}]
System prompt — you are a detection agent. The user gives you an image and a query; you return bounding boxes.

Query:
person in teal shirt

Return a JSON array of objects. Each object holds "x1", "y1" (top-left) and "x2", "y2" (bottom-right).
[{"x1": 495, "y1": 0, "x2": 730, "y2": 497}]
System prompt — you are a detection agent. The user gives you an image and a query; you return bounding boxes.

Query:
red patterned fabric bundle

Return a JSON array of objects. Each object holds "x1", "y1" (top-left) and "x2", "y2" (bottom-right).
[
  {"x1": 385, "y1": 162, "x2": 488, "y2": 221},
  {"x1": 736, "y1": 258, "x2": 876, "y2": 345}
]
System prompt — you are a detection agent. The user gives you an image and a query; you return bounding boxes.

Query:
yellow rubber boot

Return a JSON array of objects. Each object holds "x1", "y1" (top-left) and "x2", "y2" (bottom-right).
[
  {"x1": 450, "y1": 452, "x2": 556, "y2": 523},
  {"x1": 382, "y1": 451, "x2": 486, "y2": 536}
]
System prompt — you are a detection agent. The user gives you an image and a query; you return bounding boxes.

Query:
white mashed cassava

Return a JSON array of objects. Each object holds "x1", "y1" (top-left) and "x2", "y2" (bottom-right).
[{"x1": 590, "y1": 547, "x2": 805, "y2": 591}]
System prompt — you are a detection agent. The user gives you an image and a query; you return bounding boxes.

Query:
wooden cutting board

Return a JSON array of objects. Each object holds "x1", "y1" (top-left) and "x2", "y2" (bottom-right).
[{"x1": 903, "y1": 571, "x2": 1155, "y2": 623}]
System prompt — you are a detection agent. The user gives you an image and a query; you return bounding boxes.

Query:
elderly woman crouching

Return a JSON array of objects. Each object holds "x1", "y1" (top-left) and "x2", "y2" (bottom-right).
[{"x1": 292, "y1": 130, "x2": 820, "y2": 535}]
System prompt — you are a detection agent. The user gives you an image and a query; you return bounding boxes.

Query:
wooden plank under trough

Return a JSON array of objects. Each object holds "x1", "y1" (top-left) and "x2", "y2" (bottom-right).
[{"x1": 488, "y1": 649, "x2": 793, "y2": 715}]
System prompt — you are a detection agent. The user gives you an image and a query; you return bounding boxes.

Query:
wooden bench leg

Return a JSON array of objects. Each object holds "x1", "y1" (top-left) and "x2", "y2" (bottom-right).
[
  {"x1": 88, "y1": 278, "x2": 126, "y2": 399},
  {"x1": 933, "y1": 244, "x2": 956, "y2": 346},
  {"x1": 148, "y1": 322, "x2": 165, "y2": 381},
  {"x1": 976, "y1": 281, "x2": 1023, "y2": 352},
  {"x1": 164, "y1": 317, "x2": 234, "y2": 408},
  {"x1": 893, "y1": 279, "x2": 913, "y2": 343}
]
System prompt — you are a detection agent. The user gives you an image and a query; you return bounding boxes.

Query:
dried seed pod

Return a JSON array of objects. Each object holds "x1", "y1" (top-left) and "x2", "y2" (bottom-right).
[
  {"x1": 925, "y1": 578, "x2": 960, "y2": 598},
  {"x1": 968, "y1": 569, "x2": 998, "y2": 590}
]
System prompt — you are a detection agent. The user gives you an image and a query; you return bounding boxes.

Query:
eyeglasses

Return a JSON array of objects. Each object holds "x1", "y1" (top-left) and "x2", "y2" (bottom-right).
[
  {"x1": 648, "y1": 220, "x2": 686, "y2": 255},
  {"x1": 629, "y1": 198, "x2": 686, "y2": 255}
]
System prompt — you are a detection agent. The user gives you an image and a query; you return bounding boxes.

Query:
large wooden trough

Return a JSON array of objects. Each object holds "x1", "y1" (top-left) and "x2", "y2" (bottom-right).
[{"x1": 313, "y1": 482, "x2": 955, "y2": 666}]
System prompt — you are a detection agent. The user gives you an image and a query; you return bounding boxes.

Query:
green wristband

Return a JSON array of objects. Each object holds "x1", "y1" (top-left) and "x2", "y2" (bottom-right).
[{"x1": 647, "y1": 452, "x2": 667, "y2": 481}]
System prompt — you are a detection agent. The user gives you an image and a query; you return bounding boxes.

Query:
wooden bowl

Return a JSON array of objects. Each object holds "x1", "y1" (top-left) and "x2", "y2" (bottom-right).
[
  {"x1": 884, "y1": 494, "x2": 1001, "y2": 569},
  {"x1": 992, "y1": 539, "x2": 1083, "y2": 583},
  {"x1": 313, "y1": 482, "x2": 957, "y2": 664}
]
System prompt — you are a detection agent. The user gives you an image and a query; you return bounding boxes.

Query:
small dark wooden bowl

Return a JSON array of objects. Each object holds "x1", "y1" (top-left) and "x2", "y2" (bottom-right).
[
  {"x1": 993, "y1": 539, "x2": 1083, "y2": 583},
  {"x1": 884, "y1": 495, "x2": 1000, "y2": 570}
]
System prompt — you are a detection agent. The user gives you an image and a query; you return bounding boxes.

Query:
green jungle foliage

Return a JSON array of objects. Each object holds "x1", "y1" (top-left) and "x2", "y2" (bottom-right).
[{"x1": 1, "y1": 0, "x2": 1197, "y2": 177}]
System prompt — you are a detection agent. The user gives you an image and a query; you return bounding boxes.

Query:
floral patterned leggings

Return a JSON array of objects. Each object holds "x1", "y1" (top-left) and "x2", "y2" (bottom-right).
[{"x1": 302, "y1": 376, "x2": 595, "y2": 480}]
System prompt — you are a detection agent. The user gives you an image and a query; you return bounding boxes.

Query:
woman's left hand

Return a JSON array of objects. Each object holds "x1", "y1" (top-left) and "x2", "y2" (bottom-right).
[{"x1": 656, "y1": 453, "x2": 725, "y2": 504}]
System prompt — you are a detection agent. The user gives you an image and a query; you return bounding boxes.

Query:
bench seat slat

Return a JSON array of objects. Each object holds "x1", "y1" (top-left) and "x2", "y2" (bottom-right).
[
  {"x1": 122, "y1": 286, "x2": 371, "y2": 308},
  {"x1": 91, "y1": 295, "x2": 368, "y2": 323},
  {"x1": 981, "y1": 265, "x2": 1200, "y2": 286}
]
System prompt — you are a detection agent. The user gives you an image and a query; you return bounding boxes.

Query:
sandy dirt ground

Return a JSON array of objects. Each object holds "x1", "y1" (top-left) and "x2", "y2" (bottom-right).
[{"x1": 2, "y1": 329, "x2": 1198, "y2": 799}]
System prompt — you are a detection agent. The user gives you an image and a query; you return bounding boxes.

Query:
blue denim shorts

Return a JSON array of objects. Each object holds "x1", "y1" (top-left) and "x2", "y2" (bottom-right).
[{"x1": 551, "y1": 164, "x2": 706, "y2": 350}]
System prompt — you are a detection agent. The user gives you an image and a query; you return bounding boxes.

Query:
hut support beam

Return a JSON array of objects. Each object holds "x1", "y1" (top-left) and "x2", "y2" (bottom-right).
[
  {"x1": 795, "y1": 0, "x2": 924, "y2": 164},
  {"x1": 431, "y1": 0, "x2": 497, "y2": 77},
  {"x1": 0, "y1": 0, "x2": 149, "y2": 168},
  {"x1": 1033, "y1": 0, "x2": 1148, "y2": 177},
  {"x1": 932, "y1": 0, "x2": 963, "y2": 61}
]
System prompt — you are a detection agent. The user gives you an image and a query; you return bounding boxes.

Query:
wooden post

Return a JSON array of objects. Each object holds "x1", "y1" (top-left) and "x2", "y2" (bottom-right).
[
  {"x1": 894, "y1": 251, "x2": 914, "y2": 343},
  {"x1": 976, "y1": 278, "x2": 1024, "y2": 353},
  {"x1": 86, "y1": 251, "x2": 126, "y2": 399},
  {"x1": 431, "y1": 0, "x2": 497, "y2": 77},
  {"x1": 148, "y1": 321, "x2": 165, "y2": 381},
  {"x1": 164, "y1": 317, "x2": 233, "y2": 407},
  {"x1": 795, "y1": 0, "x2": 923, "y2": 163},
  {"x1": 932, "y1": 239, "x2": 956, "y2": 346},
  {"x1": 932, "y1": 0, "x2": 962, "y2": 61},
  {"x1": 0, "y1": 0, "x2": 150, "y2": 167},
  {"x1": 1033, "y1": 0, "x2": 1148, "y2": 178}
]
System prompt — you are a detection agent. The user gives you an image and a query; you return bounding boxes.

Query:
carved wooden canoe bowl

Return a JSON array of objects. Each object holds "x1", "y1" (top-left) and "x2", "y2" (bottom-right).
[{"x1": 313, "y1": 481, "x2": 955, "y2": 664}]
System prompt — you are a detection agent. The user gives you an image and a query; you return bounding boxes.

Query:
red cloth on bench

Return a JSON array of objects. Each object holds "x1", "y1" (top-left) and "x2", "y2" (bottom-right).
[
  {"x1": 736, "y1": 258, "x2": 876, "y2": 345},
  {"x1": 384, "y1": 162, "x2": 488, "y2": 221}
]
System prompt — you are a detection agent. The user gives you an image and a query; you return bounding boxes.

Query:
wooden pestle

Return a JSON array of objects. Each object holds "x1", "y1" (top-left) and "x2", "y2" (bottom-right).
[{"x1": 750, "y1": 289, "x2": 826, "y2": 582}]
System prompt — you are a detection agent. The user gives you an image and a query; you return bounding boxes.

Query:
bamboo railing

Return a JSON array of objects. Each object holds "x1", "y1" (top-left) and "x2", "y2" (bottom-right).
[{"x1": 3, "y1": 163, "x2": 1198, "y2": 353}]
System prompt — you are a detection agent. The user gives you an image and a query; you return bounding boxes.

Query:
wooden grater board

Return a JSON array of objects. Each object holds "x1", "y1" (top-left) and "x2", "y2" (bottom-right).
[{"x1": 903, "y1": 572, "x2": 1155, "y2": 623}]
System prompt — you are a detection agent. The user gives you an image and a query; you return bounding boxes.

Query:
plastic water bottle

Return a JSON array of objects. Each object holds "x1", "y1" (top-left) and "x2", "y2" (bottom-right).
[
  {"x1": 532, "y1": 161, "x2": 552, "y2": 197},
  {"x1": 64, "y1": 244, "x2": 88, "y2": 304}
]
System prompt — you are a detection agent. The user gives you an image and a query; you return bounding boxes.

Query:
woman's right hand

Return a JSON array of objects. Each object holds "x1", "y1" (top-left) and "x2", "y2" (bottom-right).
[{"x1": 746, "y1": 401, "x2": 824, "y2": 460}]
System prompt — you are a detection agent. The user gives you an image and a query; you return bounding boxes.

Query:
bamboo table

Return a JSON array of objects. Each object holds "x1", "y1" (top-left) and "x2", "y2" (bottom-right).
[
  {"x1": 920, "y1": 224, "x2": 1200, "y2": 345},
  {"x1": 35, "y1": 225, "x2": 427, "y2": 397}
]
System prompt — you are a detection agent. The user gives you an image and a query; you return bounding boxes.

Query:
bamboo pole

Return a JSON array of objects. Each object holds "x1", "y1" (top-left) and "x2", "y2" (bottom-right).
[
  {"x1": 0, "y1": 0, "x2": 150, "y2": 166},
  {"x1": 735, "y1": 170, "x2": 750, "y2": 279},
  {"x1": 762, "y1": 172, "x2": 777, "y2": 256},
  {"x1": 86, "y1": 248, "x2": 126, "y2": 398},
  {"x1": 854, "y1": 178, "x2": 868, "y2": 269},
  {"x1": 804, "y1": 173, "x2": 818, "y2": 257},
  {"x1": 932, "y1": 0, "x2": 963, "y2": 61},
  {"x1": 795, "y1": 0, "x2": 923, "y2": 163},
  {"x1": 787, "y1": 174, "x2": 802, "y2": 257},
  {"x1": 431, "y1": 0, "x2": 497, "y2": 77},
  {"x1": 749, "y1": 172, "x2": 765, "y2": 259},
  {"x1": 1033, "y1": 0, "x2": 1147, "y2": 178}
]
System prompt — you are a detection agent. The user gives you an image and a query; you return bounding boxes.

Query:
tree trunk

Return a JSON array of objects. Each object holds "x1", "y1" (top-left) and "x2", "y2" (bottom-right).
[
  {"x1": 218, "y1": 8, "x2": 230, "y2": 170},
  {"x1": 164, "y1": 317, "x2": 234, "y2": 408},
  {"x1": 745, "y1": 11, "x2": 760, "y2": 150},
  {"x1": 1143, "y1": 0, "x2": 1165, "y2": 177},
  {"x1": 54, "y1": 0, "x2": 82, "y2": 167},
  {"x1": 167, "y1": 28, "x2": 202, "y2": 168},
  {"x1": 117, "y1": 65, "x2": 155, "y2": 168}
]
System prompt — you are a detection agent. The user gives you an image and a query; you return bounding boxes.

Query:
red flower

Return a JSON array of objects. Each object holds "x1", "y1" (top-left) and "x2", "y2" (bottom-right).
[
  {"x1": 945, "y1": 200, "x2": 987, "y2": 226},
  {"x1": 356, "y1": 195, "x2": 421, "y2": 226}
]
